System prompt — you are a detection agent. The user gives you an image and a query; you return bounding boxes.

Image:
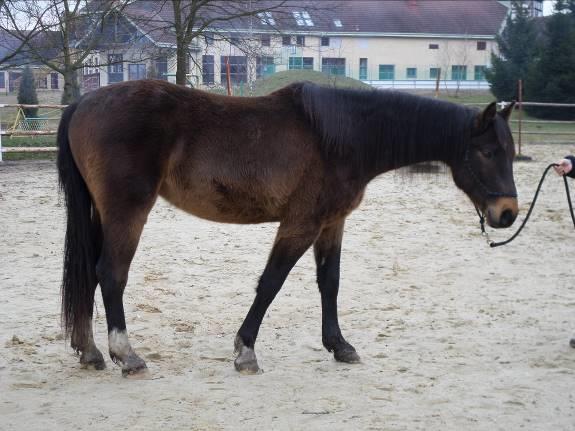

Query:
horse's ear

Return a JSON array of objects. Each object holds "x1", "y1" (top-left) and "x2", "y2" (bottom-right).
[
  {"x1": 474, "y1": 101, "x2": 497, "y2": 132},
  {"x1": 499, "y1": 101, "x2": 516, "y2": 122}
]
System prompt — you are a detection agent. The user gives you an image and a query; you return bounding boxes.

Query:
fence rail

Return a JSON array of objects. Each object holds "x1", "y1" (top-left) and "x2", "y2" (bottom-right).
[
  {"x1": 0, "y1": 103, "x2": 67, "y2": 109},
  {"x1": 2, "y1": 146, "x2": 58, "y2": 152}
]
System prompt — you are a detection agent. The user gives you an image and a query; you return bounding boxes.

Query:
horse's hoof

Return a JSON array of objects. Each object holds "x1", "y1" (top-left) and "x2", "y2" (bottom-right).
[
  {"x1": 80, "y1": 347, "x2": 106, "y2": 370},
  {"x1": 334, "y1": 347, "x2": 361, "y2": 364},
  {"x1": 120, "y1": 353, "x2": 148, "y2": 378},
  {"x1": 570, "y1": 338, "x2": 575, "y2": 349},
  {"x1": 234, "y1": 356, "x2": 260, "y2": 374},
  {"x1": 234, "y1": 336, "x2": 261, "y2": 374},
  {"x1": 123, "y1": 366, "x2": 152, "y2": 380}
]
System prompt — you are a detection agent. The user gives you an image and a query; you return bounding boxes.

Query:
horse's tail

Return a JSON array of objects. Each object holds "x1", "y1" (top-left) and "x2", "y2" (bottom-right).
[{"x1": 57, "y1": 102, "x2": 101, "y2": 347}]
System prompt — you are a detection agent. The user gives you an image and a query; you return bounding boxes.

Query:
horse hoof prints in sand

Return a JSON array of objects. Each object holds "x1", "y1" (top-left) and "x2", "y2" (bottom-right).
[{"x1": 57, "y1": 80, "x2": 518, "y2": 377}]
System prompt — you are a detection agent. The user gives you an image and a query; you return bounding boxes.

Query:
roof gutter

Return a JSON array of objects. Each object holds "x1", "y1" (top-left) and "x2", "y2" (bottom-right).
[{"x1": 203, "y1": 28, "x2": 497, "y2": 40}]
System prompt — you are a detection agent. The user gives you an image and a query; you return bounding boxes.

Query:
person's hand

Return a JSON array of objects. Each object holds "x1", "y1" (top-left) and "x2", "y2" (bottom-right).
[{"x1": 554, "y1": 159, "x2": 572, "y2": 176}]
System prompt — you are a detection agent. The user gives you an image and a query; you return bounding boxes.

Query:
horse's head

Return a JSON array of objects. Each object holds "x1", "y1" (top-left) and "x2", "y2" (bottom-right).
[{"x1": 451, "y1": 102, "x2": 518, "y2": 229}]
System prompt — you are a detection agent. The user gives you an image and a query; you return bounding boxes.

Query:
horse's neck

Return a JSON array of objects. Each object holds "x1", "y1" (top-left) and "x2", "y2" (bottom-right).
[{"x1": 366, "y1": 121, "x2": 461, "y2": 180}]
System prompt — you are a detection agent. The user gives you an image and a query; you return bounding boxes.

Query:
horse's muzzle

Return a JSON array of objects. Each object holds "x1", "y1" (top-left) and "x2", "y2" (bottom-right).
[{"x1": 486, "y1": 197, "x2": 518, "y2": 228}]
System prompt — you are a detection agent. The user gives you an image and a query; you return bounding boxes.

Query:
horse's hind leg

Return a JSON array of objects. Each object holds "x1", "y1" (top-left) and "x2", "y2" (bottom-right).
[
  {"x1": 70, "y1": 281, "x2": 106, "y2": 370},
  {"x1": 96, "y1": 202, "x2": 154, "y2": 377},
  {"x1": 314, "y1": 220, "x2": 360, "y2": 363},
  {"x1": 234, "y1": 222, "x2": 319, "y2": 373},
  {"x1": 73, "y1": 311, "x2": 106, "y2": 370},
  {"x1": 71, "y1": 213, "x2": 105, "y2": 370}
]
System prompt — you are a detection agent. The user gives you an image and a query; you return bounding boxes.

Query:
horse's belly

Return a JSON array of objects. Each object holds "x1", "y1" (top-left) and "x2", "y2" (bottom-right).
[{"x1": 159, "y1": 178, "x2": 283, "y2": 224}]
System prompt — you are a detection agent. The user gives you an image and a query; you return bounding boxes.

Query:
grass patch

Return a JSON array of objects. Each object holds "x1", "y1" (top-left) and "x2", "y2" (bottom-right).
[
  {"x1": 2, "y1": 136, "x2": 57, "y2": 147},
  {"x1": 252, "y1": 70, "x2": 371, "y2": 95},
  {"x1": 3, "y1": 151, "x2": 56, "y2": 161},
  {"x1": 207, "y1": 70, "x2": 372, "y2": 97}
]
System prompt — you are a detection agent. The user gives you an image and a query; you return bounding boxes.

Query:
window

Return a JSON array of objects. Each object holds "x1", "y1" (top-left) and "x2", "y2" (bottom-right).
[
  {"x1": 293, "y1": 11, "x2": 313, "y2": 26},
  {"x1": 321, "y1": 36, "x2": 330, "y2": 47},
  {"x1": 155, "y1": 57, "x2": 168, "y2": 80},
  {"x1": 8, "y1": 72, "x2": 21, "y2": 92},
  {"x1": 107, "y1": 54, "x2": 123, "y2": 83},
  {"x1": 230, "y1": 36, "x2": 240, "y2": 46},
  {"x1": 257, "y1": 56, "x2": 275, "y2": 78},
  {"x1": 474, "y1": 65, "x2": 486, "y2": 81},
  {"x1": 261, "y1": 34, "x2": 270, "y2": 47},
  {"x1": 128, "y1": 64, "x2": 146, "y2": 81},
  {"x1": 406, "y1": 67, "x2": 417, "y2": 79},
  {"x1": 333, "y1": 19, "x2": 342, "y2": 27},
  {"x1": 202, "y1": 55, "x2": 214, "y2": 84},
  {"x1": 430, "y1": 67, "x2": 441, "y2": 79},
  {"x1": 8, "y1": 72, "x2": 20, "y2": 92},
  {"x1": 322, "y1": 58, "x2": 346, "y2": 76},
  {"x1": 477, "y1": 41, "x2": 487, "y2": 51},
  {"x1": 282, "y1": 35, "x2": 292, "y2": 46},
  {"x1": 83, "y1": 57, "x2": 99, "y2": 75},
  {"x1": 429, "y1": 43, "x2": 439, "y2": 50},
  {"x1": 296, "y1": 35, "x2": 305, "y2": 47},
  {"x1": 257, "y1": 11, "x2": 276, "y2": 26},
  {"x1": 289, "y1": 57, "x2": 314, "y2": 70},
  {"x1": 452, "y1": 65, "x2": 467, "y2": 81},
  {"x1": 50, "y1": 73, "x2": 58, "y2": 89},
  {"x1": 221, "y1": 56, "x2": 247, "y2": 85},
  {"x1": 0, "y1": 71, "x2": 6, "y2": 89},
  {"x1": 359, "y1": 58, "x2": 368, "y2": 80},
  {"x1": 205, "y1": 33, "x2": 214, "y2": 46},
  {"x1": 36, "y1": 75, "x2": 47, "y2": 89},
  {"x1": 379, "y1": 64, "x2": 395, "y2": 80}
]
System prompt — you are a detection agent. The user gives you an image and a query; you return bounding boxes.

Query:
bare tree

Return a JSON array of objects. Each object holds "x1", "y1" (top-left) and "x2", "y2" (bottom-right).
[
  {"x1": 0, "y1": 0, "x2": 131, "y2": 103},
  {"x1": 127, "y1": 0, "x2": 301, "y2": 86},
  {"x1": 438, "y1": 37, "x2": 471, "y2": 97},
  {"x1": 0, "y1": 1, "x2": 51, "y2": 69}
]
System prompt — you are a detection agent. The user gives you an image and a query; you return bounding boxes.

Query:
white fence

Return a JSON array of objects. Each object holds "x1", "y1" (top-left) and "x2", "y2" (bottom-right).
[{"x1": 366, "y1": 79, "x2": 490, "y2": 90}]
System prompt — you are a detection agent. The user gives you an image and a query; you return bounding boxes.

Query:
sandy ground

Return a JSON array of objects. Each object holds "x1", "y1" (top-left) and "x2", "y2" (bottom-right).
[{"x1": 1, "y1": 144, "x2": 575, "y2": 430}]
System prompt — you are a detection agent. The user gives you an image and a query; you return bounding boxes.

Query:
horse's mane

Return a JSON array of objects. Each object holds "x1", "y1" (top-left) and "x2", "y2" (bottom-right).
[{"x1": 296, "y1": 82, "x2": 479, "y2": 173}]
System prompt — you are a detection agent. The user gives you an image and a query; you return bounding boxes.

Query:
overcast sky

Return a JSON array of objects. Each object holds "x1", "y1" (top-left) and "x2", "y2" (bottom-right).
[{"x1": 543, "y1": 0, "x2": 557, "y2": 15}]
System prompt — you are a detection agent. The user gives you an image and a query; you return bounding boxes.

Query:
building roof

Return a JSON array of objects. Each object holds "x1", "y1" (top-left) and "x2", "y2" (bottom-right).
[
  {"x1": 309, "y1": 0, "x2": 508, "y2": 36},
  {"x1": 122, "y1": 0, "x2": 509, "y2": 47},
  {"x1": 0, "y1": 29, "x2": 61, "y2": 68}
]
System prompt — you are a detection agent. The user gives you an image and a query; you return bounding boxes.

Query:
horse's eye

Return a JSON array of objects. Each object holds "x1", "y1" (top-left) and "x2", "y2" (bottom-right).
[{"x1": 481, "y1": 149, "x2": 494, "y2": 159}]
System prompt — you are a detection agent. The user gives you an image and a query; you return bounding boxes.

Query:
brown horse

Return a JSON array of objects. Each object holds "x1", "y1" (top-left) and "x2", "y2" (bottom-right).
[{"x1": 57, "y1": 80, "x2": 518, "y2": 377}]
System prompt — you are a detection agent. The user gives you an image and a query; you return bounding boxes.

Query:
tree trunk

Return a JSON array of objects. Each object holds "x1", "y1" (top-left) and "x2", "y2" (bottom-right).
[
  {"x1": 61, "y1": 69, "x2": 81, "y2": 104},
  {"x1": 176, "y1": 43, "x2": 189, "y2": 86}
]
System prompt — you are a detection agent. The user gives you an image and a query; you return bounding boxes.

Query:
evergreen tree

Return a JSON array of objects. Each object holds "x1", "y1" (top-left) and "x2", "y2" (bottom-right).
[
  {"x1": 485, "y1": 1, "x2": 538, "y2": 101},
  {"x1": 525, "y1": 1, "x2": 575, "y2": 119},
  {"x1": 17, "y1": 66, "x2": 39, "y2": 118}
]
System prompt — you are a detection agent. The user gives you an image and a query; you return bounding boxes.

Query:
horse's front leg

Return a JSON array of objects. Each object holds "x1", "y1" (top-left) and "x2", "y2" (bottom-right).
[
  {"x1": 234, "y1": 222, "x2": 319, "y2": 374},
  {"x1": 314, "y1": 220, "x2": 360, "y2": 363}
]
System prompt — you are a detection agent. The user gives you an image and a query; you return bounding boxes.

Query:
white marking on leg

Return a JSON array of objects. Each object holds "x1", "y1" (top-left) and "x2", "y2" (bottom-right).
[{"x1": 108, "y1": 329, "x2": 132, "y2": 358}]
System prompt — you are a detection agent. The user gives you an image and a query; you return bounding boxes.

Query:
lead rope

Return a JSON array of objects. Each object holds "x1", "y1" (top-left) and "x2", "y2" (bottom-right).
[{"x1": 477, "y1": 163, "x2": 575, "y2": 248}]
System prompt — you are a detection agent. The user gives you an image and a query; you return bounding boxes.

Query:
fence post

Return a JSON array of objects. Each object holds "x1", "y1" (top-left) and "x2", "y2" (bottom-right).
[
  {"x1": 226, "y1": 58, "x2": 232, "y2": 96},
  {"x1": 518, "y1": 79, "x2": 523, "y2": 157},
  {"x1": 0, "y1": 104, "x2": 3, "y2": 162}
]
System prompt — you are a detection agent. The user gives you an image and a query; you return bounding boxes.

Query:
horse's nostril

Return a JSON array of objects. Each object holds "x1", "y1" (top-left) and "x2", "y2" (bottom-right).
[{"x1": 500, "y1": 209, "x2": 515, "y2": 227}]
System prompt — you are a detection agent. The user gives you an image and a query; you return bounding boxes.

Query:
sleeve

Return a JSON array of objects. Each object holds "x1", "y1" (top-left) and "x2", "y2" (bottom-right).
[{"x1": 566, "y1": 156, "x2": 575, "y2": 179}]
